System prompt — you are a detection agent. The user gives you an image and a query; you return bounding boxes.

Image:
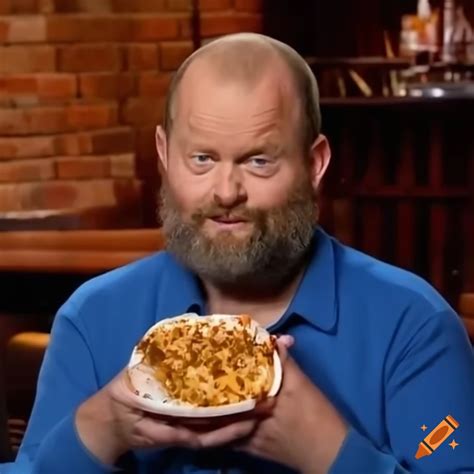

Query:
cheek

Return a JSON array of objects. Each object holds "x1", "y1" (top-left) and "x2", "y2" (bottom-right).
[
  {"x1": 246, "y1": 171, "x2": 302, "y2": 208},
  {"x1": 166, "y1": 169, "x2": 212, "y2": 216}
]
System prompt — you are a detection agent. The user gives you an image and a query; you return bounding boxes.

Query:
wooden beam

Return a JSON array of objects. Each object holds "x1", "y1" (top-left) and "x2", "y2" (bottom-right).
[{"x1": 0, "y1": 229, "x2": 164, "y2": 273}]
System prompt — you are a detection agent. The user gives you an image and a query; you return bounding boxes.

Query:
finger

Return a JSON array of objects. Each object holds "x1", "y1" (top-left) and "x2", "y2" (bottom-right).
[
  {"x1": 276, "y1": 338, "x2": 291, "y2": 364},
  {"x1": 109, "y1": 371, "x2": 146, "y2": 409},
  {"x1": 253, "y1": 397, "x2": 276, "y2": 415},
  {"x1": 197, "y1": 419, "x2": 258, "y2": 448},
  {"x1": 137, "y1": 418, "x2": 201, "y2": 449},
  {"x1": 277, "y1": 334, "x2": 295, "y2": 349}
]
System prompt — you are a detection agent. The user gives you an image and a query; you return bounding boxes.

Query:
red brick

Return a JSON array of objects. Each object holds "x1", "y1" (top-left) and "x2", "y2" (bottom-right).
[
  {"x1": 0, "y1": 75, "x2": 36, "y2": 95},
  {"x1": 67, "y1": 103, "x2": 118, "y2": 130},
  {"x1": 38, "y1": 0, "x2": 55, "y2": 13},
  {"x1": 199, "y1": 0, "x2": 232, "y2": 11},
  {"x1": 200, "y1": 12, "x2": 262, "y2": 37},
  {"x1": 45, "y1": 14, "x2": 82, "y2": 42},
  {"x1": 10, "y1": 0, "x2": 37, "y2": 14},
  {"x1": 0, "y1": 74, "x2": 77, "y2": 101},
  {"x1": 37, "y1": 73, "x2": 77, "y2": 99},
  {"x1": 79, "y1": 16, "x2": 130, "y2": 42},
  {"x1": 4, "y1": 16, "x2": 47, "y2": 43},
  {"x1": 121, "y1": 97, "x2": 165, "y2": 126},
  {"x1": 114, "y1": 178, "x2": 143, "y2": 206},
  {"x1": 0, "y1": 136, "x2": 55, "y2": 159},
  {"x1": 0, "y1": 0, "x2": 11, "y2": 14},
  {"x1": 0, "y1": 103, "x2": 119, "y2": 136},
  {"x1": 0, "y1": 179, "x2": 134, "y2": 211},
  {"x1": 53, "y1": 0, "x2": 111, "y2": 12},
  {"x1": 159, "y1": 41, "x2": 193, "y2": 70},
  {"x1": 0, "y1": 107, "x2": 68, "y2": 136},
  {"x1": 79, "y1": 73, "x2": 136, "y2": 99},
  {"x1": 138, "y1": 72, "x2": 171, "y2": 96},
  {"x1": 134, "y1": 129, "x2": 159, "y2": 209},
  {"x1": 166, "y1": 0, "x2": 191, "y2": 11},
  {"x1": 9, "y1": 0, "x2": 48, "y2": 13},
  {"x1": 0, "y1": 45, "x2": 56, "y2": 73},
  {"x1": 89, "y1": 127, "x2": 135, "y2": 154},
  {"x1": 0, "y1": 184, "x2": 21, "y2": 211},
  {"x1": 46, "y1": 15, "x2": 130, "y2": 42},
  {"x1": 56, "y1": 156, "x2": 111, "y2": 179},
  {"x1": 0, "y1": 159, "x2": 55, "y2": 182},
  {"x1": 111, "y1": 0, "x2": 166, "y2": 12},
  {"x1": 130, "y1": 16, "x2": 180, "y2": 41},
  {"x1": 49, "y1": 0, "x2": 80, "y2": 11},
  {"x1": 134, "y1": 126, "x2": 156, "y2": 173},
  {"x1": 110, "y1": 153, "x2": 135, "y2": 177},
  {"x1": 126, "y1": 44, "x2": 159, "y2": 71},
  {"x1": 0, "y1": 17, "x2": 8, "y2": 41},
  {"x1": 58, "y1": 44, "x2": 123, "y2": 72},
  {"x1": 55, "y1": 127, "x2": 134, "y2": 155},
  {"x1": 234, "y1": 0, "x2": 262, "y2": 12},
  {"x1": 178, "y1": 15, "x2": 192, "y2": 39}
]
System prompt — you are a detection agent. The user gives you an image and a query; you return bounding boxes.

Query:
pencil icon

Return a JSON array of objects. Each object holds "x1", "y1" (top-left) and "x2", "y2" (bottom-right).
[{"x1": 415, "y1": 415, "x2": 459, "y2": 459}]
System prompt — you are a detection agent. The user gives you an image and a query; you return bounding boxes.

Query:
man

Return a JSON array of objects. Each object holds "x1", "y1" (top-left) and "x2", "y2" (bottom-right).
[{"x1": 4, "y1": 33, "x2": 474, "y2": 473}]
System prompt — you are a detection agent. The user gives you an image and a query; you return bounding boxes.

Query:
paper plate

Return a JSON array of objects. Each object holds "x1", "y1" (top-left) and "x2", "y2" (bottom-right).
[{"x1": 127, "y1": 313, "x2": 282, "y2": 418}]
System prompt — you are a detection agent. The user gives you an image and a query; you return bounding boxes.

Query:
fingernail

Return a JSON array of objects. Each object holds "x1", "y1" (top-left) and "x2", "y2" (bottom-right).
[{"x1": 278, "y1": 334, "x2": 295, "y2": 346}]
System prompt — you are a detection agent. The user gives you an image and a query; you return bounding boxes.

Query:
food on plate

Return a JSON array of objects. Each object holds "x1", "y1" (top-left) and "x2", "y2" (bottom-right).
[{"x1": 129, "y1": 314, "x2": 279, "y2": 408}]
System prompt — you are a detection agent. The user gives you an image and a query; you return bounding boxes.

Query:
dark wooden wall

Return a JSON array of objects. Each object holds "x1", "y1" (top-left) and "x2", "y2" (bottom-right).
[{"x1": 319, "y1": 98, "x2": 474, "y2": 305}]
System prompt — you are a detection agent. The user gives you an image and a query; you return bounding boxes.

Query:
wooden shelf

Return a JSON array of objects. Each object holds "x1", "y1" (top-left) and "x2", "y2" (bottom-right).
[
  {"x1": 0, "y1": 229, "x2": 164, "y2": 274},
  {"x1": 320, "y1": 96, "x2": 474, "y2": 107}
]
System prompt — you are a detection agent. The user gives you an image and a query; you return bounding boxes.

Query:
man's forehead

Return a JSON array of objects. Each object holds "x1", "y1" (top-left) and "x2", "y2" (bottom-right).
[{"x1": 175, "y1": 70, "x2": 295, "y2": 125}]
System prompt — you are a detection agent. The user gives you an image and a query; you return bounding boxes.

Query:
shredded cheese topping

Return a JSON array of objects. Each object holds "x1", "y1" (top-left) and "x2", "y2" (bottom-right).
[{"x1": 136, "y1": 315, "x2": 276, "y2": 407}]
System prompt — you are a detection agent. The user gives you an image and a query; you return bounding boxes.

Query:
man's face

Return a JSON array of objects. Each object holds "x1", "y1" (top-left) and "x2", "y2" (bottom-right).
[{"x1": 158, "y1": 62, "x2": 318, "y2": 287}]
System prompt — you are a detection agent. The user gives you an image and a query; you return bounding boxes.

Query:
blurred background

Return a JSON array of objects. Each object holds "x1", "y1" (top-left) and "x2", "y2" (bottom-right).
[{"x1": 0, "y1": 0, "x2": 473, "y2": 461}]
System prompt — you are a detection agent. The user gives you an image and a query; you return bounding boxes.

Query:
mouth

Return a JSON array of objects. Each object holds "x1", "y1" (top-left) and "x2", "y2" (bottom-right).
[
  {"x1": 211, "y1": 216, "x2": 247, "y2": 224},
  {"x1": 208, "y1": 215, "x2": 250, "y2": 229}
]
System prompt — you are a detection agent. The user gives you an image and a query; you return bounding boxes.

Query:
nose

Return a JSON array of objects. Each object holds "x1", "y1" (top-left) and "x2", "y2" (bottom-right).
[{"x1": 213, "y1": 163, "x2": 247, "y2": 208}]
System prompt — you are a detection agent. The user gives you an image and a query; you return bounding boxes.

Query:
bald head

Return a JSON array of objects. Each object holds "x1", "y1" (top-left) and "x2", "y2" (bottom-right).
[{"x1": 163, "y1": 33, "x2": 321, "y2": 152}]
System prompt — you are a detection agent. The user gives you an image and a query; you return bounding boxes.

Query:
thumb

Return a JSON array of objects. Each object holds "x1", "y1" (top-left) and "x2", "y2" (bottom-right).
[{"x1": 275, "y1": 335, "x2": 294, "y2": 364}]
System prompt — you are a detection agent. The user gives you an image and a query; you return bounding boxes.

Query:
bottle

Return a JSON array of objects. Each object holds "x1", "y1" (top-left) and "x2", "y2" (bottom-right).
[{"x1": 442, "y1": 0, "x2": 456, "y2": 62}]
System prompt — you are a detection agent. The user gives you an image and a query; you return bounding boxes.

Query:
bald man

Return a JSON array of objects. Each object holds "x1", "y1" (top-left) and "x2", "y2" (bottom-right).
[{"x1": 5, "y1": 34, "x2": 474, "y2": 474}]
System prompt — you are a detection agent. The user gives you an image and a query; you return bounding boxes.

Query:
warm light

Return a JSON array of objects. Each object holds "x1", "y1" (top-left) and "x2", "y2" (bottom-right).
[{"x1": 431, "y1": 88, "x2": 445, "y2": 98}]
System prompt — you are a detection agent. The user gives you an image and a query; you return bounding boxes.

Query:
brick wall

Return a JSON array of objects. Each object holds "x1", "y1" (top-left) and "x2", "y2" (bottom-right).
[{"x1": 0, "y1": 0, "x2": 262, "y2": 227}]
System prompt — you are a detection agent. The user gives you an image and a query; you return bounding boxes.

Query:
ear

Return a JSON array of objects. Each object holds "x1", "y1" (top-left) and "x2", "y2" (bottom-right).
[
  {"x1": 156, "y1": 125, "x2": 168, "y2": 172},
  {"x1": 308, "y1": 134, "x2": 331, "y2": 191}
]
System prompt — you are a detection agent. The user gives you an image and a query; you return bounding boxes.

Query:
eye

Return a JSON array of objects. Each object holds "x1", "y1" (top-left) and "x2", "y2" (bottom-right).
[
  {"x1": 248, "y1": 156, "x2": 271, "y2": 168},
  {"x1": 191, "y1": 153, "x2": 213, "y2": 166}
]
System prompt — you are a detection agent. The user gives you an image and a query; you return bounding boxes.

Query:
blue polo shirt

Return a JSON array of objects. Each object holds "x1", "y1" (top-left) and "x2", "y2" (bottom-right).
[{"x1": 4, "y1": 229, "x2": 474, "y2": 473}]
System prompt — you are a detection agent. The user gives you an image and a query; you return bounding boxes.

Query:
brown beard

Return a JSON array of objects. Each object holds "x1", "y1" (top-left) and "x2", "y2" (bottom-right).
[{"x1": 159, "y1": 178, "x2": 317, "y2": 291}]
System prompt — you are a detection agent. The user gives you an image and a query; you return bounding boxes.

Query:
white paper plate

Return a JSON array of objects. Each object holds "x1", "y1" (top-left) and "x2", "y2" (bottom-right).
[{"x1": 127, "y1": 313, "x2": 282, "y2": 418}]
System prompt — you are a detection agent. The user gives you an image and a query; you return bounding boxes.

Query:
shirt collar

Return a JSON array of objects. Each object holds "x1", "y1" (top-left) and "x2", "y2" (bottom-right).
[
  {"x1": 156, "y1": 227, "x2": 338, "y2": 333},
  {"x1": 281, "y1": 227, "x2": 338, "y2": 333},
  {"x1": 155, "y1": 253, "x2": 205, "y2": 320}
]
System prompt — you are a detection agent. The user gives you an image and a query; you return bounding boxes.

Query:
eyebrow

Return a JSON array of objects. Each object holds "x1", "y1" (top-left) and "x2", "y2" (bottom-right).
[
  {"x1": 240, "y1": 143, "x2": 282, "y2": 158},
  {"x1": 186, "y1": 141, "x2": 283, "y2": 157}
]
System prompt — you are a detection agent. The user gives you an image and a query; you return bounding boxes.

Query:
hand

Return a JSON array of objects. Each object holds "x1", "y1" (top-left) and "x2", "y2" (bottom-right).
[
  {"x1": 75, "y1": 368, "x2": 267, "y2": 466},
  {"x1": 75, "y1": 369, "x2": 202, "y2": 465},
  {"x1": 198, "y1": 336, "x2": 348, "y2": 474}
]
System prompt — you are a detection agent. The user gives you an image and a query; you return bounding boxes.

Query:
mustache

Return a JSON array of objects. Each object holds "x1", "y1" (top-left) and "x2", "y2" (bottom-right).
[{"x1": 191, "y1": 204, "x2": 262, "y2": 223}]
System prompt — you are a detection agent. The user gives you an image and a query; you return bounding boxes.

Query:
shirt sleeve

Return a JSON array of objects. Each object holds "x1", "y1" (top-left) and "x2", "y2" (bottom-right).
[
  {"x1": 331, "y1": 308, "x2": 474, "y2": 473},
  {"x1": 4, "y1": 300, "x2": 117, "y2": 474},
  {"x1": 329, "y1": 428, "x2": 409, "y2": 473}
]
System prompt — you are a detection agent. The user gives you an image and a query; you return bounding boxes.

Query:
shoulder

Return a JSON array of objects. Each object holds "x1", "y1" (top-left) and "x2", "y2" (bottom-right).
[
  {"x1": 58, "y1": 251, "x2": 174, "y2": 322},
  {"x1": 329, "y1": 237, "x2": 469, "y2": 362},
  {"x1": 52, "y1": 251, "x2": 179, "y2": 379},
  {"x1": 332, "y1": 237, "x2": 452, "y2": 316}
]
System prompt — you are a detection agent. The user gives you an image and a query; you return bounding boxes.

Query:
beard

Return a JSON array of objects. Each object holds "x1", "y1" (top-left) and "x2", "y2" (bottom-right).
[{"x1": 159, "y1": 177, "x2": 318, "y2": 291}]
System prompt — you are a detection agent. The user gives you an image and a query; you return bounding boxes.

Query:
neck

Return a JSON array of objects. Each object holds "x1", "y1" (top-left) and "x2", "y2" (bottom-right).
[{"x1": 202, "y1": 264, "x2": 306, "y2": 327}]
